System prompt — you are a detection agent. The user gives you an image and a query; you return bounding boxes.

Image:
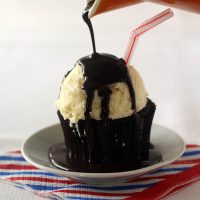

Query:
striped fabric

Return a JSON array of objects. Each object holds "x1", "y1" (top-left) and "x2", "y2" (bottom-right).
[{"x1": 1, "y1": 145, "x2": 200, "y2": 200}]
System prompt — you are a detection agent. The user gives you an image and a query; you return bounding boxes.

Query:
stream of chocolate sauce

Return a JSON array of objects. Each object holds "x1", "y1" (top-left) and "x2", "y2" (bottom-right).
[
  {"x1": 79, "y1": 53, "x2": 137, "y2": 163},
  {"x1": 80, "y1": 2, "x2": 136, "y2": 162},
  {"x1": 49, "y1": 1, "x2": 162, "y2": 172},
  {"x1": 82, "y1": 1, "x2": 96, "y2": 54}
]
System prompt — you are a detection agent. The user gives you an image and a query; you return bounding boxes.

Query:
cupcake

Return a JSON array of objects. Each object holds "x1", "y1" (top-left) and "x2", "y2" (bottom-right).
[{"x1": 53, "y1": 53, "x2": 156, "y2": 173}]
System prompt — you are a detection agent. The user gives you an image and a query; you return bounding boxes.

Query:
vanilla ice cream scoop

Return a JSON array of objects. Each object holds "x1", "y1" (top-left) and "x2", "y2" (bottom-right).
[{"x1": 56, "y1": 55, "x2": 148, "y2": 124}]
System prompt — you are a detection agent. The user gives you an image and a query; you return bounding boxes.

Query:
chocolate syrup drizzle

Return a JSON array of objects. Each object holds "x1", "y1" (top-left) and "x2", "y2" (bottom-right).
[
  {"x1": 49, "y1": 2, "x2": 161, "y2": 172},
  {"x1": 83, "y1": 1, "x2": 96, "y2": 54},
  {"x1": 80, "y1": 4, "x2": 137, "y2": 161}
]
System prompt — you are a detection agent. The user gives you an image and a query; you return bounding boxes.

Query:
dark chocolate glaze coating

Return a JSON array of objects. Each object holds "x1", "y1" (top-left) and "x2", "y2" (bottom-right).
[
  {"x1": 81, "y1": 3, "x2": 136, "y2": 129},
  {"x1": 80, "y1": 6, "x2": 137, "y2": 163},
  {"x1": 78, "y1": 53, "x2": 137, "y2": 163}
]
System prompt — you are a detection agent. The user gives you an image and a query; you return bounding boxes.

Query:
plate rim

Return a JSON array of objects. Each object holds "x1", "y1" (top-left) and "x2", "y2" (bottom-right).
[{"x1": 21, "y1": 123, "x2": 186, "y2": 179}]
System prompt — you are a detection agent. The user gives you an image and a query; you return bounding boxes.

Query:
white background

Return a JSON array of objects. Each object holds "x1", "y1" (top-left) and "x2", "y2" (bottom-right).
[{"x1": 0, "y1": 0, "x2": 200, "y2": 199}]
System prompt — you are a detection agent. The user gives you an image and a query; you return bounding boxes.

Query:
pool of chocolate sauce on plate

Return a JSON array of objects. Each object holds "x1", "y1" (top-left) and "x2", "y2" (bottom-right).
[
  {"x1": 49, "y1": 143, "x2": 162, "y2": 172},
  {"x1": 49, "y1": 1, "x2": 162, "y2": 173}
]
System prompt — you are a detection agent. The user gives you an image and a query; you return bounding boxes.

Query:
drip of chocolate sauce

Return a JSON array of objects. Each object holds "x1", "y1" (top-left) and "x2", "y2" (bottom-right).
[
  {"x1": 82, "y1": 1, "x2": 96, "y2": 54},
  {"x1": 78, "y1": 53, "x2": 137, "y2": 162},
  {"x1": 49, "y1": 2, "x2": 162, "y2": 173},
  {"x1": 80, "y1": 4, "x2": 137, "y2": 162}
]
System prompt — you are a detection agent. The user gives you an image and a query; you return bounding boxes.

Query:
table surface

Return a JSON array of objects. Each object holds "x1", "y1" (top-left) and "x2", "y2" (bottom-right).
[{"x1": 0, "y1": 0, "x2": 200, "y2": 199}]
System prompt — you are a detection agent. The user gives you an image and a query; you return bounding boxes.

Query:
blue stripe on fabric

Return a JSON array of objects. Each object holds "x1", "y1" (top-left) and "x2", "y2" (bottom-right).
[
  {"x1": 182, "y1": 150, "x2": 200, "y2": 157},
  {"x1": 25, "y1": 183, "x2": 155, "y2": 191},
  {"x1": 0, "y1": 171, "x2": 60, "y2": 177},
  {"x1": 70, "y1": 183, "x2": 154, "y2": 191},
  {"x1": 151, "y1": 167, "x2": 188, "y2": 174},
  {"x1": 66, "y1": 197, "x2": 114, "y2": 200},
  {"x1": 26, "y1": 184, "x2": 64, "y2": 191},
  {"x1": 0, "y1": 156, "x2": 26, "y2": 161}
]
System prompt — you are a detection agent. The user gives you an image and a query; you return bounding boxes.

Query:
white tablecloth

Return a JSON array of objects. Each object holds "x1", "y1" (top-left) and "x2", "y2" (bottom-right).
[{"x1": 0, "y1": 0, "x2": 200, "y2": 199}]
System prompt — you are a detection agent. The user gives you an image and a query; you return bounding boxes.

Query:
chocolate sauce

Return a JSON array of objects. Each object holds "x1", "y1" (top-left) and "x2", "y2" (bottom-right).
[
  {"x1": 49, "y1": 2, "x2": 161, "y2": 173},
  {"x1": 80, "y1": 8, "x2": 138, "y2": 163},
  {"x1": 78, "y1": 53, "x2": 137, "y2": 162},
  {"x1": 83, "y1": 1, "x2": 96, "y2": 54},
  {"x1": 49, "y1": 143, "x2": 162, "y2": 173}
]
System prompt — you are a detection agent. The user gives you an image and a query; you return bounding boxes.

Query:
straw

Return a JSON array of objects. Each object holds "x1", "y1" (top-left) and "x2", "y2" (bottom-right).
[{"x1": 123, "y1": 8, "x2": 174, "y2": 65}]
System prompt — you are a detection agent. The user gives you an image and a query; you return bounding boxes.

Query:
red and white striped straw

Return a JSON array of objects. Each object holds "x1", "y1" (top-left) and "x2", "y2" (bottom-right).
[{"x1": 123, "y1": 8, "x2": 174, "y2": 65}]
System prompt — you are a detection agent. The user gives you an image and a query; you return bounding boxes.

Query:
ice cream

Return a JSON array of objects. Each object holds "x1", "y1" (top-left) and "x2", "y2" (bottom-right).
[{"x1": 56, "y1": 63, "x2": 148, "y2": 124}]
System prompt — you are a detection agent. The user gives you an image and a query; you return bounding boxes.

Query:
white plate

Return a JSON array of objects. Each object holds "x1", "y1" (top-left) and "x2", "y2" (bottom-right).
[{"x1": 22, "y1": 124, "x2": 185, "y2": 185}]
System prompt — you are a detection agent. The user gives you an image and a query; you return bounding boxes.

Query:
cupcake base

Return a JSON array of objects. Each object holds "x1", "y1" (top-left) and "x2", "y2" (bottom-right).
[{"x1": 50, "y1": 99, "x2": 158, "y2": 173}]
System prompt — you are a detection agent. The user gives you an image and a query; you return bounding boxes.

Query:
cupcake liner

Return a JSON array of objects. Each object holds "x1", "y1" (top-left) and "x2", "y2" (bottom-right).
[
  {"x1": 139, "y1": 99, "x2": 156, "y2": 161},
  {"x1": 56, "y1": 99, "x2": 156, "y2": 172}
]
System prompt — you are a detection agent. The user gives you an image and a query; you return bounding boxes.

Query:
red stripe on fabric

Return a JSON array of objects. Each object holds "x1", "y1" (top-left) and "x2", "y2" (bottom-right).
[
  {"x1": 0, "y1": 164, "x2": 37, "y2": 170},
  {"x1": 7, "y1": 177, "x2": 77, "y2": 184},
  {"x1": 186, "y1": 144, "x2": 200, "y2": 148},
  {"x1": 172, "y1": 159, "x2": 200, "y2": 165},
  {"x1": 125, "y1": 162, "x2": 200, "y2": 200},
  {"x1": 7, "y1": 150, "x2": 21, "y2": 154}
]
